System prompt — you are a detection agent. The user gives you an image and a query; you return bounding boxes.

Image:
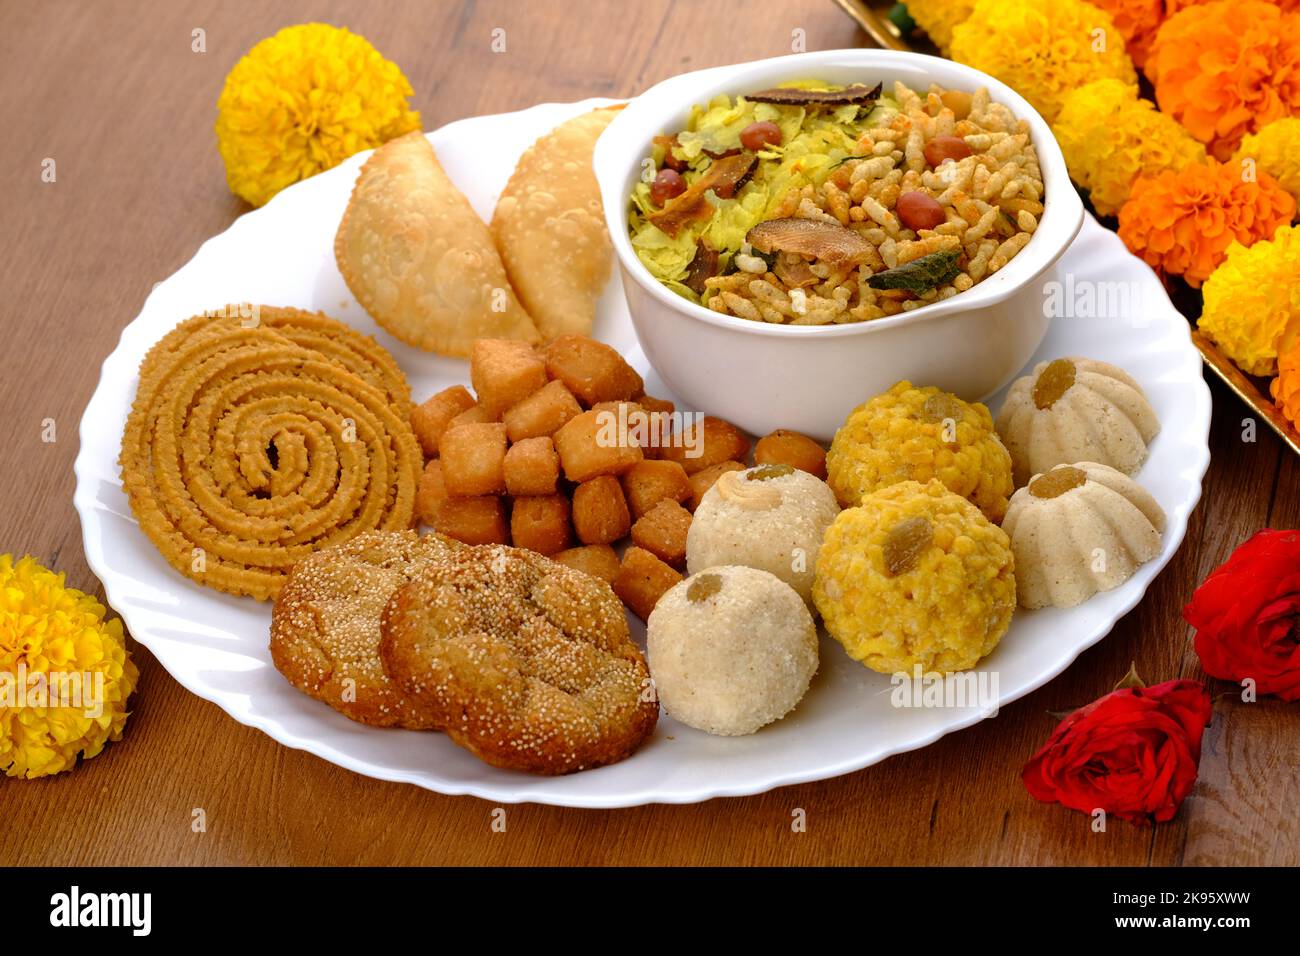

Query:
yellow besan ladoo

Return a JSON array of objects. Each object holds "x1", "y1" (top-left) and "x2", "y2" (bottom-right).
[
  {"x1": 826, "y1": 381, "x2": 1013, "y2": 523},
  {"x1": 814, "y1": 479, "x2": 1015, "y2": 674}
]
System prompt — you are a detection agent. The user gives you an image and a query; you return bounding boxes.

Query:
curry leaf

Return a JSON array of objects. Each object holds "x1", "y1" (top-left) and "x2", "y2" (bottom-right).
[{"x1": 866, "y1": 248, "x2": 962, "y2": 294}]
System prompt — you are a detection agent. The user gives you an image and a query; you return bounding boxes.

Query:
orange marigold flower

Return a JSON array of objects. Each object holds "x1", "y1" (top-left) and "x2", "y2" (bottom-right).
[
  {"x1": 1090, "y1": 0, "x2": 1165, "y2": 67},
  {"x1": 1117, "y1": 160, "x2": 1295, "y2": 287},
  {"x1": 1146, "y1": 1, "x2": 1300, "y2": 160},
  {"x1": 1164, "y1": 0, "x2": 1300, "y2": 14},
  {"x1": 1274, "y1": 333, "x2": 1300, "y2": 432}
]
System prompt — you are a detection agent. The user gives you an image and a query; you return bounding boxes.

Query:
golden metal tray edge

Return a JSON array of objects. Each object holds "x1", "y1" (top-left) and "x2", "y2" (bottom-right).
[{"x1": 832, "y1": 0, "x2": 911, "y2": 50}]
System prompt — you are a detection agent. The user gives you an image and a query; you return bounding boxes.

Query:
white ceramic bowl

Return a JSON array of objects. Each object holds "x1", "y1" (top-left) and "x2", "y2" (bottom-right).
[{"x1": 595, "y1": 49, "x2": 1084, "y2": 441}]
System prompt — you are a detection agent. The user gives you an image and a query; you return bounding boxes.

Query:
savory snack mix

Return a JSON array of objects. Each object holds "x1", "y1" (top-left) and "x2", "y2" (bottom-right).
[
  {"x1": 686, "y1": 464, "x2": 839, "y2": 605},
  {"x1": 647, "y1": 566, "x2": 819, "y2": 736},
  {"x1": 335, "y1": 131, "x2": 540, "y2": 355},
  {"x1": 629, "y1": 80, "x2": 1043, "y2": 324},
  {"x1": 1002, "y1": 462, "x2": 1166, "y2": 609},
  {"x1": 826, "y1": 380, "x2": 1013, "y2": 522},
  {"x1": 814, "y1": 479, "x2": 1016, "y2": 674},
  {"x1": 995, "y1": 357, "x2": 1161, "y2": 487},
  {"x1": 119, "y1": 306, "x2": 423, "y2": 600},
  {"x1": 379, "y1": 544, "x2": 659, "y2": 774}
]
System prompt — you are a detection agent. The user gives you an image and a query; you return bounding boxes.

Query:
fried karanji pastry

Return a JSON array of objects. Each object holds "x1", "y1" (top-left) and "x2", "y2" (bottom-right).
[
  {"x1": 119, "y1": 306, "x2": 422, "y2": 600},
  {"x1": 334, "y1": 131, "x2": 539, "y2": 355},
  {"x1": 490, "y1": 107, "x2": 619, "y2": 339},
  {"x1": 269, "y1": 530, "x2": 461, "y2": 727},
  {"x1": 379, "y1": 545, "x2": 658, "y2": 774}
]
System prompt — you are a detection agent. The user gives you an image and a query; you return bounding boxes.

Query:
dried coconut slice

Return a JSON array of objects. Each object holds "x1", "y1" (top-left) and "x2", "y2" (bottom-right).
[{"x1": 745, "y1": 83, "x2": 882, "y2": 107}]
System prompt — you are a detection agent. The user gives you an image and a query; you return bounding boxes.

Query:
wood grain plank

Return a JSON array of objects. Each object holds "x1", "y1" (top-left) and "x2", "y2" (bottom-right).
[
  {"x1": 1163, "y1": 376, "x2": 1298, "y2": 866},
  {"x1": 0, "y1": 0, "x2": 1294, "y2": 867}
]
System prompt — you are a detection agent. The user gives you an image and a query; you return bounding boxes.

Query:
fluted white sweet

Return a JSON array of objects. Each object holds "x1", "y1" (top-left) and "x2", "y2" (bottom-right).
[
  {"x1": 1002, "y1": 461, "x2": 1166, "y2": 609},
  {"x1": 995, "y1": 357, "x2": 1160, "y2": 488}
]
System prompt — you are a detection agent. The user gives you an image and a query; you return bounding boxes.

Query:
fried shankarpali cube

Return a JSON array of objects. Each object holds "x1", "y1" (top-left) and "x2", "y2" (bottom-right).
[
  {"x1": 551, "y1": 544, "x2": 621, "y2": 585},
  {"x1": 471, "y1": 339, "x2": 549, "y2": 417},
  {"x1": 543, "y1": 335, "x2": 643, "y2": 406},
  {"x1": 411, "y1": 385, "x2": 476, "y2": 457},
  {"x1": 447, "y1": 402, "x2": 498, "y2": 431},
  {"x1": 502, "y1": 379, "x2": 582, "y2": 442},
  {"x1": 572, "y1": 475, "x2": 632, "y2": 545},
  {"x1": 614, "y1": 546, "x2": 682, "y2": 620},
  {"x1": 503, "y1": 436, "x2": 560, "y2": 497},
  {"x1": 440, "y1": 422, "x2": 508, "y2": 496},
  {"x1": 661, "y1": 416, "x2": 751, "y2": 475},
  {"x1": 430, "y1": 495, "x2": 509, "y2": 545},
  {"x1": 621, "y1": 459, "x2": 692, "y2": 519},
  {"x1": 510, "y1": 494, "x2": 573, "y2": 555},
  {"x1": 686, "y1": 460, "x2": 747, "y2": 510},
  {"x1": 553, "y1": 409, "x2": 643, "y2": 482},
  {"x1": 415, "y1": 459, "x2": 450, "y2": 524},
  {"x1": 630, "y1": 499, "x2": 692, "y2": 567},
  {"x1": 754, "y1": 429, "x2": 828, "y2": 479}
]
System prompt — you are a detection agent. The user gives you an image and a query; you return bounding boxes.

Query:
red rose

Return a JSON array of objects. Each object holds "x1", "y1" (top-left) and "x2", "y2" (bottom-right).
[
  {"x1": 1183, "y1": 529, "x2": 1300, "y2": 701},
  {"x1": 1022, "y1": 679, "x2": 1212, "y2": 825}
]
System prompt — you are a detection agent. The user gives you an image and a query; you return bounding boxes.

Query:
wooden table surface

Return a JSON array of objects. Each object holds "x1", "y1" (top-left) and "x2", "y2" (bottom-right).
[{"x1": 2, "y1": 0, "x2": 1296, "y2": 867}]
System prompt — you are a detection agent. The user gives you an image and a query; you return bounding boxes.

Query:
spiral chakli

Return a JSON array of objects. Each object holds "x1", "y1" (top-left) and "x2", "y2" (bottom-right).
[{"x1": 120, "y1": 307, "x2": 422, "y2": 600}]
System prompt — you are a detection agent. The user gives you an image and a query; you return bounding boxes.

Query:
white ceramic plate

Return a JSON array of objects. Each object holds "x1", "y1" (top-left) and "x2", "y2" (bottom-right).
[{"x1": 75, "y1": 99, "x2": 1211, "y2": 807}]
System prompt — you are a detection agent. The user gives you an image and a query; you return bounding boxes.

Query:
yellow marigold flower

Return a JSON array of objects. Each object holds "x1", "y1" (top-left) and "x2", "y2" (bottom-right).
[
  {"x1": 1272, "y1": 326, "x2": 1300, "y2": 431},
  {"x1": 1235, "y1": 118, "x2": 1300, "y2": 212},
  {"x1": 1053, "y1": 79, "x2": 1205, "y2": 217},
  {"x1": 1200, "y1": 225, "x2": 1300, "y2": 377},
  {"x1": 216, "y1": 23, "x2": 421, "y2": 207},
  {"x1": 1, "y1": 555, "x2": 138, "y2": 779},
  {"x1": 949, "y1": 0, "x2": 1138, "y2": 123},
  {"x1": 1118, "y1": 161, "x2": 1295, "y2": 289},
  {"x1": 905, "y1": 0, "x2": 975, "y2": 51},
  {"x1": 1089, "y1": 0, "x2": 1165, "y2": 67},
  {"x1": 1147, "y1": 1, "x2": 1300, "y2": 161}
]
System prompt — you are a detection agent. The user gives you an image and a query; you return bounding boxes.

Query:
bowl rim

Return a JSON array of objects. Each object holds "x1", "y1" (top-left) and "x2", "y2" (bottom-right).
[{"x1": 594, "y1": 49, "x2": 1084, "y2": 339}]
